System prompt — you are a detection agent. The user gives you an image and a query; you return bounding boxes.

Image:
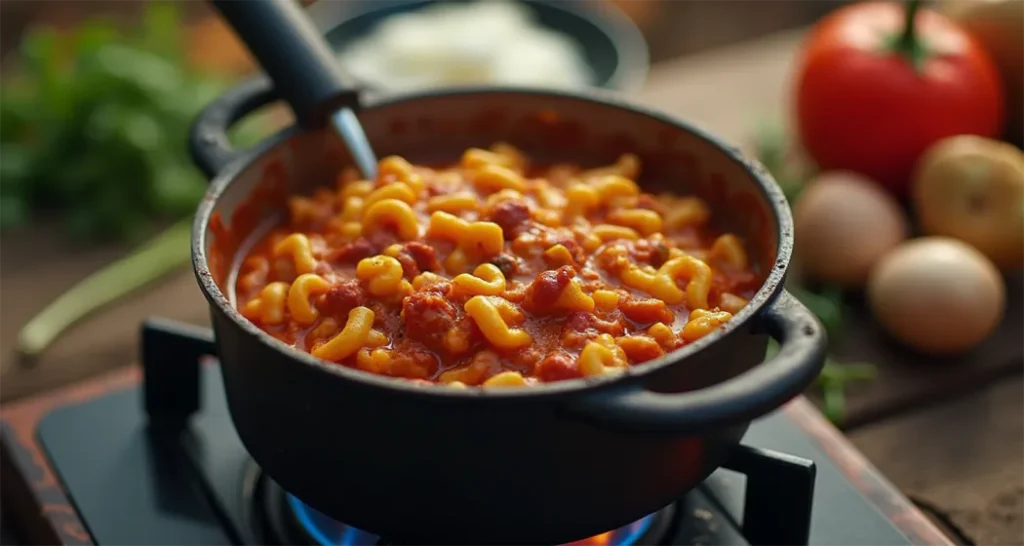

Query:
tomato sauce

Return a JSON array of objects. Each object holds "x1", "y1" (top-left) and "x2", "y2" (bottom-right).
[{"x1": 230, "y1": 145, "x2": 762, "y2": 387}]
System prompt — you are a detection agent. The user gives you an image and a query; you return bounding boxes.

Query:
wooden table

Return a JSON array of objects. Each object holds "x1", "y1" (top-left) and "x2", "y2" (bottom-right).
[{"x1": 1, "y1": 29, "x2": 1021, "y2": 545}]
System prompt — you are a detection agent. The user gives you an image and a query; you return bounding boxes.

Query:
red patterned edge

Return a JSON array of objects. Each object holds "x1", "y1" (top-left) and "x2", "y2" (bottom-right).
[
  {"x1": 784, "y1": 398, "x2": 955, "y2": 546},
  {"x1": 0, "y1": 365, "x2": 141, "y2": 545}
]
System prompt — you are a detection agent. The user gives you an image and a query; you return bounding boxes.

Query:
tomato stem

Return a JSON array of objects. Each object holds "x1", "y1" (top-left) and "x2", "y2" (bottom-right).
[
  {"x1": 898, "y1": 0, "x2": 922, "y2": 49},
  {"x1": 890, "y1": 0, "x2": 928, "y2": 72}
]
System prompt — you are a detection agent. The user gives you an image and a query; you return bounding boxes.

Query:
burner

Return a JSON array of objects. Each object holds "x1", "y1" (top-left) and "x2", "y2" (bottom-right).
[
  {"x1": 260, "y1": 476, "x2": 673, "y2": 545},
  {"x1": 286, "y1": 495, "x2": 378, "y2": 546},
  {"x1": 0, "y1": 319, "x2": 955, "y2": 546}
]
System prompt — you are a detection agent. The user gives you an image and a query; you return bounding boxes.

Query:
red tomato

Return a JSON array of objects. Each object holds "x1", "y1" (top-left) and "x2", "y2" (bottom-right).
[{"x1": 795, "y1": 1, "x2": 1005, "y2": 197}]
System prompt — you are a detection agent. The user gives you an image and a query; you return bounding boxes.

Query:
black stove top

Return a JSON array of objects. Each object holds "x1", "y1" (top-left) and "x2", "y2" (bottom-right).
[{"x1": 1, "y1": 319, "x2": 947, "y2": 545}]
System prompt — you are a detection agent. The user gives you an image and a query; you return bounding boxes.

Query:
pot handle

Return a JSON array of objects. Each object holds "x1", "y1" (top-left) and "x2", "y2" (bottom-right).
[
  {"x1": 189, "y1": 75, "x2": 278, "y2": 179},
  {"x1": 564, "y1": 290, "x2": 827, "y2": 433}
]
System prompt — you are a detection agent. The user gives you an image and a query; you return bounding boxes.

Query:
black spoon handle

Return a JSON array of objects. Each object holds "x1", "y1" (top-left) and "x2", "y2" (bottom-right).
[{"x1": 210, "y1": 0, "x2": 359, "y2": 130}]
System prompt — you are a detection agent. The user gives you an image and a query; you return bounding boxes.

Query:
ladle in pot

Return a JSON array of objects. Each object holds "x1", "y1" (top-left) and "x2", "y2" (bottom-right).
[{"x1": 210, "y1": 0, "x2": 378, "y2": 179}]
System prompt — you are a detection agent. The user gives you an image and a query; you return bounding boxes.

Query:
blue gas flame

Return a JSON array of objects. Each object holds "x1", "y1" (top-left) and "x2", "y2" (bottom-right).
[{"x1": 287, "y1": 494, "x2": 656, "y2": 546}]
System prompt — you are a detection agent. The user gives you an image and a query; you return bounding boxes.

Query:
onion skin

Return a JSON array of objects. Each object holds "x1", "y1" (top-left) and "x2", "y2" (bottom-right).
[
  {"x1": 794, "y1": 171, "x2": 909, "y2": 287},
  {"x1": 912, "y1": 135, "x2": 1024, "y2": 272},
  {"x1": 868, "y1": 237, "x2": 1006, "y2": 356}
]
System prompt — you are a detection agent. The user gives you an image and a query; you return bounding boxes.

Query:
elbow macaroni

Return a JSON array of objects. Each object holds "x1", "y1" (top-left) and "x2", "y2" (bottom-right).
[
  {"x1": 710, "y1": 234, "x2": 749, "y2": 271},
  {"x1": 657, "y1": 256, "x2": 713, "y2": 310},
  {"x1": 363, "y1": 199, "x2": 421, "y2": 241},
  {"x1": 378, "y1": 156, "x2": 425, "y2": 195},
  {"x1": 287, "y1": 274, "x2": 331, "y2": 326},
  {"x1": 241, "y1": 282, "x2": 289, "y2": 325},
  {"x1": 473, "y1": 164, "x2": 527, "y2": 194},
  {"x1": 465, "y1": 296, "x2": 532, "y2": 350},
  {"x1": 273, "y1": 234, "x2": 318, "y2": 275},
  {"x1": 620, "y1": 255, "x2": 712, "y2": 310},
  {"x1": 681, "y1": 309, "x2": 733, "y2": 342},
  {"x1": 544, "y1": 244, "x2": 576, "y2": 267},
  {"x1": 593, "y1": 224, "x2": 640, "y2": 242},
  {"x1": 428, "y1": 212, "x2": 504, "y2": 260},
  {"x1": 339, "y1": 180, "x2": 374, "y2": 202},
  {"x1": 427, "y1": 192, "x2": 478, "y2": 214},
  {"x1": 590, "y1": 175, "x2": 639, "y2": 204},
  {"x1": 578, "y1": 335, "x2": 628, "y2": 377},
  {"x1": 235, "y1": 146, "x2": 760, "y2": 388},
  {"x1": 356, "y1": 255, "x2": 410, "y2": 297},
  {"x1": 453, "y1": 264, "x2": 507, "y2": 296},
  {"x1": 312, "y1": 306, "x2": 376, "y2": 361},
  {"x1": 363, "y1": 182, "x2": 417, "y2": 209},
  {"x1": 607, "y1": 209, "x2": 663, "y2": 236},
  {"x1": 552, "y1": 279, "x2": 595, "y2": 313}
]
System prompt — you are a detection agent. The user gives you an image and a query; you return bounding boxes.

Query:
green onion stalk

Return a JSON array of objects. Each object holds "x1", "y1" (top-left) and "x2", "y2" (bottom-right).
[{"x1": 17, "y1": 217, "x2": 193, "y2": 361}]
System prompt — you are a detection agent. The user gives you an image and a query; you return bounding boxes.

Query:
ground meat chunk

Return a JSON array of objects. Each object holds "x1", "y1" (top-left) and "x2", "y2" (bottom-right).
[
  {"x1": 487, "y1": 200, "x2": 531, "y2": 239},
  {"x1": 627, "y1": 239, "x2": 671, "y2": 268},
  {"x1": 561, "y1": 311, "x2": 598, "y2": 349},
  {"x1": 402, "y1": 242, "x2": 440, "y2": 273},
  {"x1": 631, "y1": 239, "x2": 655, "y2": 264},
  {"x1": 509, "y1": 347, "x2": 545, "y2": 374},
  {"x1": 593, "y1": 313, "x2": 626, "y2": 336},
  {"x1": 557, "y1": 238, "x2": 587, "y2": 266},
  {"x1": 620, "y1": 297, "x2": 675, "y2": 325},
  {"x1": 366, "y1": 230, "x2": 398, "y2": 251},
  {"x1": 564, "y1": 311, "x2": 595, "y2": 332},
  {"x1": 596, "y1": 244, "x2": 631, "y2": 275},
  {"x1": 367, "y1": 302, "x2": 389, "y2": 328},
  {"x1": 327, "y1": 238, "x2": 375, "y2": 264},
  {"x1": 564, "y1": 310, "x2": 624, "y2": 335},
  {"x1": 649, "y1": 240, "x2": 671, "y2": 268},
  {"x1": 523, "y1": 265, "x2": 575, "y2": 313},
  {"x1": 395, "y1": 252, "x2": 420, "y2": 279},
  {"x1": 402, "y1": 292, "x2": 457, "y2": 351},
  {"x1": 535, "y1": 352, "x2": 580, "y2": 382},
  {"x1": 490, "y1": 253, "x2": 521, "y2": 277},
  {"x1": 419, "y1": 279, "x2": 452, "y2": 297},
  {"x1": 316, "y1": 280, "x2": 366, "y2": 317}
]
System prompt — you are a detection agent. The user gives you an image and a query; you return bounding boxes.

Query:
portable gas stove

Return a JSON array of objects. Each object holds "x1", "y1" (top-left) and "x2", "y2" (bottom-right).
[{"x1": 1, "y1": 318, "x2": 954, "y2": 545}]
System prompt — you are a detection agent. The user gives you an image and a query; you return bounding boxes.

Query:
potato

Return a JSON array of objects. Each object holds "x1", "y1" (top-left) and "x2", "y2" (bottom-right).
[{"x1": 913, "y1": 135, "x2": 1024, "y2": 272}]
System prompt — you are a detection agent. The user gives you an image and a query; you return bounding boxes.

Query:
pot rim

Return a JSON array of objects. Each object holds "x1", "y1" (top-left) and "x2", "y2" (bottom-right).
[{"x1": 191, "y1": 85, "x2": 793, "y2": 401}]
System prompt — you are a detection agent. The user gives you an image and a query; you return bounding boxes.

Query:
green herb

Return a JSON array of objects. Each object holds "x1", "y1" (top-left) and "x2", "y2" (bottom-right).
[
  {"x1": 5, "y1": 4, "x2": 266, "y2": 358},
  {"x1": 766, "y1": 340, "x2": 877, "y2": 425},
  {"x1": 0, "y1": 3, "x2": 255, "y2": 241},
  {"x1": 816, "y1": 358, "x2": 877, "y2": 424}
]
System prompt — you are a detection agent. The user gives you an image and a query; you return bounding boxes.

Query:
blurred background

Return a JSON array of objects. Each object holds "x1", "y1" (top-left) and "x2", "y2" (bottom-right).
[
  {"x1": 0, "y1": 1, "x2": 837, "y2": 65},
  {"x1": 0, "y1": 0, "x2": 1021, "y2": 543},
  {"x1": 0, "y1": 0, "x2": 847, "y2": 389},
  {"x1": 0, "y1": 0, "x2": 1020, "y2": 418}
]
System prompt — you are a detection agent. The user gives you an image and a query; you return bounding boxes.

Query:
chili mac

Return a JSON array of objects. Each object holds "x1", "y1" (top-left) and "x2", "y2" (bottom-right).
[{"x1": 235, "y1": 144, "x2": 760, "y2": 388}]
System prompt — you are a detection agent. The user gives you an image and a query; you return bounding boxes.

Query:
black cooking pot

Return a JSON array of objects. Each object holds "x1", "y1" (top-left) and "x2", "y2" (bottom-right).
[{"x1": 189, "y1": 76, "x2": 827, "y2": 544}]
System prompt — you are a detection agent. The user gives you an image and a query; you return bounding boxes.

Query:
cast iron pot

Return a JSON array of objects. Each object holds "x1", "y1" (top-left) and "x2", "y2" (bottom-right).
[{"x1": 189, "y1": 76, "x2": 827, "y2": 544}]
